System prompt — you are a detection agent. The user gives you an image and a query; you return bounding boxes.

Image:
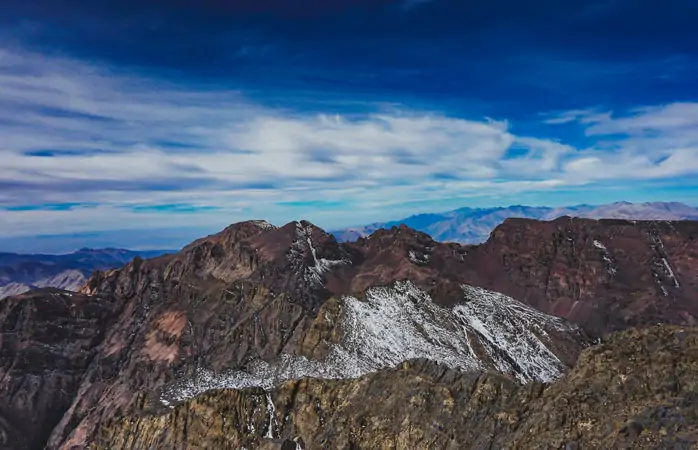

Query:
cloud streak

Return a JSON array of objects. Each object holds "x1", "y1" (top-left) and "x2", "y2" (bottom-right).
[{"x1": 1, "y1": 45, "x2": 698, "y2": 239}]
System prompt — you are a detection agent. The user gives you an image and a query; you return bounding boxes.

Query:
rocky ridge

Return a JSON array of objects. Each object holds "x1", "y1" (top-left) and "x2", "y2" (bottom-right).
[{"x1": 0, "y1": 217, "x2": 697, "y2": 449}]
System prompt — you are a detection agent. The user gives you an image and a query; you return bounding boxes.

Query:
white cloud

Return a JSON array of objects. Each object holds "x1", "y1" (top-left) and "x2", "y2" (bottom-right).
[
  {"x1": 1, "y1": 44, "x2": 698, "y2": 237},
  {"x1": 542, "y1": 108, "x2": 610, "y2": 125},
  {"x1": 584, "y1": 103, "x2": 698, "y2": 136}
]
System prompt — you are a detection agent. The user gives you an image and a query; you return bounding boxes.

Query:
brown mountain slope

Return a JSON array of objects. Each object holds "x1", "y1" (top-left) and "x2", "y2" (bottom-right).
[
  {"x1": 458, "y1": 217, "x2": 698, "y2": 336},
  {"x1": 81, "y1": 217, "x2": 698, "y2": 338},
  {"x1": 91, "y1": 325, "x2": 698, "y2": 450}
]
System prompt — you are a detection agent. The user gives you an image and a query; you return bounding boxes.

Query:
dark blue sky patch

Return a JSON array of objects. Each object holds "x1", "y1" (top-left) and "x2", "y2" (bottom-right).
[
  {"x1": 305, "y1": 150, "x2": 339, "y2": 165},
  {"x1": 28, "y1": 105, "x2": 117, "y2": 122},
  {"x1": 2, "y1": 0, "x2": 697, "y2": 118},
  {"x1": 390, "y1": 150, "x2": 429, "y2": 166},
  {"x1": 428, "y1": 172, "x2": 461, "y2": 181},
  {"x1": 153, "y1": 140, "x2": 208, "y2": 150},
  {"x1": 502, "y1": 145, "x2": 531, "y2": 160}
]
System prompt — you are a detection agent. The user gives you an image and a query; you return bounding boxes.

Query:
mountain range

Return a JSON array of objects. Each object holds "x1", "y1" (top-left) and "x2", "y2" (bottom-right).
[
  {"x1": 3, "y1": 201, "x2": 696, "y2": 302},
  {"x1": 0, "y1": 216, "x2": 697, "y2": 449},
  {"x1": 0, "y1": 248, "x2": 173, "y2": 299},
  {"x1": 331, "y1": 201, "x2": 698, "y2": 244}
]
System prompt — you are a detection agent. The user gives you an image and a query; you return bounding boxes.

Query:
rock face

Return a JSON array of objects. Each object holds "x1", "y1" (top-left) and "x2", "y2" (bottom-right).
[
  {"x1": 91, "y1": 325, "x2": 698, "y2": 450},
  {"x1": 459, "y1": 217, "x2": 698, "y2": 336},
  {"x1": 0, "y1": 289, "x2": 122, "y2": 450},
  {"x1": 1, "y1": 217, "x2": 697, "y2": 449}
]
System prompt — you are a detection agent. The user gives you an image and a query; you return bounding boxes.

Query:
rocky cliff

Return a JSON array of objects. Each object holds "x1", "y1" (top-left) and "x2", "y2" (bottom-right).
[{"x1": 0, "y1": 289, "x2": 123, "y2": 450}]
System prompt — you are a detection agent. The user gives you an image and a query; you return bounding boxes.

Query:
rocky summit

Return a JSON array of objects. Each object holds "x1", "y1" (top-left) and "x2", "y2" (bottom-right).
[{"x1": 0, "y1": 218, "x2": 697, "y2": 449}]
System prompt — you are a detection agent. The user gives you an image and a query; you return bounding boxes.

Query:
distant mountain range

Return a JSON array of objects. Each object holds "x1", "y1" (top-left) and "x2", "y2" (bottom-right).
[
  {"x1": 331, "y1": 201, "x2": 698, "y2": 244},
  {"x1": 0, "y1": 248, "x2": 173, "y2": 299}
]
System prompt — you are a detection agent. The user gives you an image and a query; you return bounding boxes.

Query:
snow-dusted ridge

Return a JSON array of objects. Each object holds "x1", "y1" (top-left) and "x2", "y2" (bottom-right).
[
  {"x1": 250, "y1": 220, "x2": 276, "y2": 231},
  {"x1": 287, "y1": 222, "x2": 349, "y2": 286},
  {"x1": 160, "y1": 281, "x2": 584, "y2": 407}
]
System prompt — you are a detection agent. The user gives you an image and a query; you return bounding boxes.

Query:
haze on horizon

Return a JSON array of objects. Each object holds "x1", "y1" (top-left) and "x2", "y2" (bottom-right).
[{"x1": 1, "y1": 0, "x2": 698, "y2": 252}]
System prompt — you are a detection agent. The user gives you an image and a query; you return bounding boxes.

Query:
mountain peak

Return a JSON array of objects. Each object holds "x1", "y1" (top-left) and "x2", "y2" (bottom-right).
[{"x1": 363, "y1": 223, "x2": 435, "y2": 243}]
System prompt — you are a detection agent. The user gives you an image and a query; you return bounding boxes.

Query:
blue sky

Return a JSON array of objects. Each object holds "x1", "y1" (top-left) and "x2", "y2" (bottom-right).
[{"x1": 1, "y1": 0, "x2": 698, "y2": 251}]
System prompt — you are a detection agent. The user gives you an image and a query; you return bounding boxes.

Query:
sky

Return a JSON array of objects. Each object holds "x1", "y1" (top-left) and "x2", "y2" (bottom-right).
[{"x1": 1, "y1": 0, "x2": 698, "y2": 252}]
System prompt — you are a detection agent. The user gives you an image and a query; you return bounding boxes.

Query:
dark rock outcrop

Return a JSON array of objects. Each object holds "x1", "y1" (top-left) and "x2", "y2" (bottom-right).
[{"x1": 0, "y1": 289, "x2": 122, "y2": 450}]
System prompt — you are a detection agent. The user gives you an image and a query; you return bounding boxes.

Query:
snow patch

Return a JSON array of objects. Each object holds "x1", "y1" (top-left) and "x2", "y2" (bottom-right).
[
  {"x1": 592, "y1": 240, "x2": 607, "y2": 251},
  {"x1": 592, "y1": 239, "x2": 617, "y2": 276},
  {"x1": 336, "y1": 282, "x2": 480, "y2": 376},
  {"x1": 160, "y1": 282, "x2": 579, "y2": 406},
  {"x1": 648, "y1": 231, "x2": 680, "y2": 289},
  {"x1": 408, "y1": 250, "x2": 430, "y2": 265},
  {"x1": 456, "y1": 285, "x2": 573, "y2": 382},
  {"x1": 288, "y1": 222, "x2": 349, "y2": 286},
  {"x1": 250, "y1": 220, "x2": 276, "y2": 231},
  {"x1": 264, "y1": 392, "x2": 277, "y2": 439},
  {"x1": 661, "y1": 258, "x2": 680, "y2": 288}
]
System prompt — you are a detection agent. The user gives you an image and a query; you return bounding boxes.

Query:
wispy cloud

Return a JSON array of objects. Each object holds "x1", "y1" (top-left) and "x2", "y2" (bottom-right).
[
  {"x1": 541, "y1": 108, "x2": 608, "y2": 125},
  {"x1": 551, "y1": 103, "x2": 698, "y2": 182},
  {"x1": 1, "y1": 44, "x2": 698, "y2": 238}
]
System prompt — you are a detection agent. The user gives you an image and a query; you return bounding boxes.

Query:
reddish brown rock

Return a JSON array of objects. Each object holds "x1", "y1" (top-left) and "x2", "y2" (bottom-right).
[
  {"x1": 457, "y1": 217, "x2": 698, "y2": 336},
  {"x1": 1, "y1": 217, "x2": 697, "y2": 450}
]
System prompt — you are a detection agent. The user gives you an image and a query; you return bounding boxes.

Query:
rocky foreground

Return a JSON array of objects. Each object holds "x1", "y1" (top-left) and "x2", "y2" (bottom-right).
[{"x1": 92, "y1": 325, "x2": 698, "y2": 449}]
